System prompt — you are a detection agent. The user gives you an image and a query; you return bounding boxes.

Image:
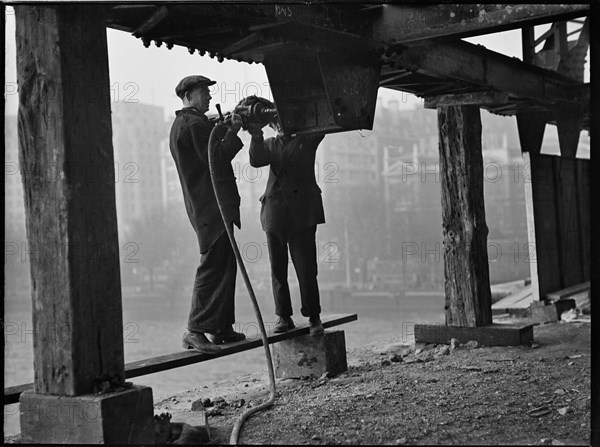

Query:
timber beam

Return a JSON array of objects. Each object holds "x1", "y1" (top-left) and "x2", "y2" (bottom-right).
[
  {"x1": 371, "y1": 4, "x2": 589, "y2": 44},
  {"x1": 424, "y1": 91, "x2": 508, "y2": 109},
  {"x1": 15, "y1": 5, "x2": 155, "y2": 443},
  {"x1": 387, "y1": 40, "x2": 584, "y2": 105}
]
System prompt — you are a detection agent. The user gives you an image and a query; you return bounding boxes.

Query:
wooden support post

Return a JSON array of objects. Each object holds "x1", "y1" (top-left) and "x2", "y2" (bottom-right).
[
  {"x1": 516, "y1": 112, "x2": 590, "y2": 300},
  {"x1": 437, "y1": 105, "x2": 492, "y2": 327},
  {"x1": 16, "y1": 5, "x2": 154, "y2": 443},
  {"x1": 516, "y1": 112, "x2": 545, "y2": 301}
]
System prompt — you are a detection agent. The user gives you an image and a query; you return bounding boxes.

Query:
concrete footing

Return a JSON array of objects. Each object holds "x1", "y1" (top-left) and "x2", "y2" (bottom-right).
[
  {"x1": 414, "y1": 323, "x2": 534, "y2": 346},
  {"x1": 273, "y1": 330, "x2": 348, "y2": 379},
  {"x1": 19, "y1": 385, "x2": 155, "y2": 444}
]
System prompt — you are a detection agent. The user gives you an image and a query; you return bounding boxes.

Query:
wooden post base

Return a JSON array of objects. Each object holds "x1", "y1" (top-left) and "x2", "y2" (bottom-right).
[
  {"x1": 19, "y1": 385, "x2": 155, "y2": 444},
  {"x1": 414, "y1": 323, "x2": 533, "y2": 346},
  {"x1": 273, "y1": 330, "x2": 348, "y2": 379}
]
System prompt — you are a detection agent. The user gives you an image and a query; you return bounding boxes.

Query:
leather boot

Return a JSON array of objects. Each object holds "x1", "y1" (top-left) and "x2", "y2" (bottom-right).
[
  {"x1": 273, "y1": 316, "x2": 295, "y2": 333},
  {"x1": 182, "y1": 331, "x2": 222, "y2": 353},
  {"x1": 309, "y1": 316, "x2": 324, "y2": 336}
]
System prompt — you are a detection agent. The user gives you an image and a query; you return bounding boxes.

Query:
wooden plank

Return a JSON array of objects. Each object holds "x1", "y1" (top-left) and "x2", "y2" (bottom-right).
[
  {"x1": 4, "y1": 314, "x2": 357, "y2": 405},
  {"x1": 437, "y1": 105, "x2": 492, "y2": 327},
  {"x1": 492, "y1": 285, "x2": 533, "y2": 310},
  {"x1": 424, "y1": 91, "x2": 508, "y2": 109},
  {"x1": 15, "y1": 5, "x2": 124, "y2": 396},
  {"x1": 546, "y1": 281, "x2": 590, "y2": 302},
  {"x1": 414, "y1": 323, "x2": 534, "y2": 346},
  {"x1": 125, "y1": 313, "x2": 357, "y2": 378}
]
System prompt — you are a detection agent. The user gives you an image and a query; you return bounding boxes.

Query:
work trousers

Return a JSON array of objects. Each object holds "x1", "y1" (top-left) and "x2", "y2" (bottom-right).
[
  {"x1": 266, "y1": 225, "x2": 321, "y2": 319},
  {"x1": 187, "y1": 229, "x2": 236, "y2": 333}
]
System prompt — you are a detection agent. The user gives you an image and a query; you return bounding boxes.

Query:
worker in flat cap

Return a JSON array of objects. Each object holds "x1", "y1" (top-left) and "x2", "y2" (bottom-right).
[
  {"x1": 170, "y1": 75, "x2": 245, "y2": 353},
  {"x1": 247, "y1": 106, "x2": 326, "y2": 337}
]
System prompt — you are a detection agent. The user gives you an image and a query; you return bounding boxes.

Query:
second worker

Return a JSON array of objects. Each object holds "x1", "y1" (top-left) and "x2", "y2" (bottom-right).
[{"x1": 248, "y1": 108, "x2": 326, "y2": 336}]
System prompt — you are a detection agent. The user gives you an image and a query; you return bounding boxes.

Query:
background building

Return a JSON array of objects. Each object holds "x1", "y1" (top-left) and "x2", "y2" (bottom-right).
[
  {"x1": 7, "y1": 99, "x2": 581, "y2": 297},
  {"x1": 111, "y1": 102, "x2": 167, "y2": 233}
]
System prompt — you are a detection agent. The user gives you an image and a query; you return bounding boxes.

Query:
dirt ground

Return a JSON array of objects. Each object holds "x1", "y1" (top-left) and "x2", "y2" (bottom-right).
[{"x1": 154, "y1": 318, "x2": 591, "y2": 445}]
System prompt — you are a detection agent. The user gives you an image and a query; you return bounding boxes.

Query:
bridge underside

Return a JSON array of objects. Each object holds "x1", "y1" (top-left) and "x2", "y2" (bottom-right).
[{"x1": 107, "y1": 4, "x2": 590, "y2": 130}]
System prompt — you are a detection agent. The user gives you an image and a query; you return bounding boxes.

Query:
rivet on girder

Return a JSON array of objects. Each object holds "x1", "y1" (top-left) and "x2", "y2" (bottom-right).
[
  {"x1": 209, "y1": 52, "x2": 216, "y2": 59},
  {"x1": 166, "y1": 42, "x2": 174, "y2": 50},
  {"x1": 142, "y1": 37, "x2": 151, "y2": 48},
  {"x1": 155, "y1": 40, "x2": 163, "y2": 48},
  {"x1": 199, "y1": 49, "x2": 206, "y2": 56},
  {"x1": 217, "y1": 55, "x2": 224, "y2": 63},
  {"x1": 188, "y1": 47, "x2": 195, "y2": 55}
]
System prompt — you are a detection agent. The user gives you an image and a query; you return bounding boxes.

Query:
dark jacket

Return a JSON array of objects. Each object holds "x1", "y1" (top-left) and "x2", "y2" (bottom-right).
[
  {"x1": 170, "y1": 107, "x2": 243, "y2": 253},
  {"x1": 249, "y1": 133, "x2": 325, "y2": 234}
]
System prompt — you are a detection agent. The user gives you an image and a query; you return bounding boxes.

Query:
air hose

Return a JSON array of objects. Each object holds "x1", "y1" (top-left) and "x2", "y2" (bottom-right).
[{"x1": 207, "y1": 123, "x2": 276, "y2": 445}]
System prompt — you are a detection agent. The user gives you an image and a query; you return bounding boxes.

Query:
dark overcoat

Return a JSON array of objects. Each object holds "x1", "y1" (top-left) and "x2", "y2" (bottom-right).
[
  {"x1": 170, "y1": 107, "x2": 243, "y2": 253},
  {"x1": 249, "y1": 133, "x2": 325, "y2": 234}
]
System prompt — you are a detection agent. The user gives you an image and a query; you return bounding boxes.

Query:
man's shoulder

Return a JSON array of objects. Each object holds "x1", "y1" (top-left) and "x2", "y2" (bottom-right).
[
  {"x1": 174, "y1": 108, "x2": 211, "y2": 125},
  {"x1": 173, "y1": 110, "x2": 213, "y2": 136}
]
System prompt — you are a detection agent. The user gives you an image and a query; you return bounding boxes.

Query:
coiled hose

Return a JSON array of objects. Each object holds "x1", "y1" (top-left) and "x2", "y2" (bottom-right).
[{"x1": 207, "y1": 124, "x2": 276, "y2": 445}]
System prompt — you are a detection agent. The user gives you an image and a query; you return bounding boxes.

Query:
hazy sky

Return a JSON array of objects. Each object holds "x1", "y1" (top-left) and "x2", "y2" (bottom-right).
[{"x1": 4, "y1": 6, "x2": 588, "y2": 119}]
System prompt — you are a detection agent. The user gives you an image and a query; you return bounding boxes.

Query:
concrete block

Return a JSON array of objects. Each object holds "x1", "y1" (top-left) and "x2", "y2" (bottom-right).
[
  {"x1": 20, "y1": 385, "x2": 155, "y2": 444},
  {"x1": 273, "y1": 330, "x2": 347, "y2": 379},
  {"x1": 414, "y1": 323, "x2": 534, "y2": 346},
  {"x1": 530, "y1": 301, "x2": 558, "y2": 324}
]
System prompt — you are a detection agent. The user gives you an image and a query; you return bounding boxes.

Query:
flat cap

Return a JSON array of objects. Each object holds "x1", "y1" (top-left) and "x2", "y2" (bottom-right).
[{"x1": 175, "y1": 75, "x2": 216, "y2": 99}]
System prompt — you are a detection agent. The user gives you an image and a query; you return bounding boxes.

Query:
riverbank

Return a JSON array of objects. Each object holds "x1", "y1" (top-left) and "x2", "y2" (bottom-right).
[
  {"x1": 4, "y1": 318, "x2": 591, "y2": 444},
  {"x1": 150, "y1": 318, "x2": 590, "y2": 445}
]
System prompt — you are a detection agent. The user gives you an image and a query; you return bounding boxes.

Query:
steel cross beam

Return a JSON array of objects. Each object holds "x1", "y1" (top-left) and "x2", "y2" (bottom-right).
[
  {"x1": 369, "y1": 4, "x2": 589, "y2": 44},
  {"x1": 387, "y1": 39, "x2": 583, "y2": 104}
]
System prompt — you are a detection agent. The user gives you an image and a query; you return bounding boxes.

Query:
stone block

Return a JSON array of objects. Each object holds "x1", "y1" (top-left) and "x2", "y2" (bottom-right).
[
  {"x1": 530, "y1": 301, "x2": 559, "y2": 324},
  {"x1": 20, "y1": 385, "x2": 155, "y2": 444},
  {"x1": 273, "y1": 330, "x2": 347, "y2": 379},
  {"x1": 414, "y1": 323, "x2": 534, "y2": 346}
]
